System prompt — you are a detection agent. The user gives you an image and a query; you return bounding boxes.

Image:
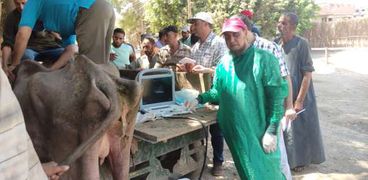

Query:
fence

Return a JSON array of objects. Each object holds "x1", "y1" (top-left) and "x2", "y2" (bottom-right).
[{"x1": 304, "y1": 18, "x2": 368, "y2": 48}]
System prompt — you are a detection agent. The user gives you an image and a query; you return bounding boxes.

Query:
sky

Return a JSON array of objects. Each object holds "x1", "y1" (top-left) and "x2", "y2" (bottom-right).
[{"x1": 314, "y1": 0, "x2": 368, "y2": 7}]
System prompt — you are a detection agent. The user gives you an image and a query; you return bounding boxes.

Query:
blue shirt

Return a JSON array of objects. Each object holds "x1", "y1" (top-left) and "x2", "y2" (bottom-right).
[
  {"x1": 19, "y1": 0, "x2": 95, "y2": 46},
  {"x1": 111, "y1": 43, "x2": 134, "y2": 69}
]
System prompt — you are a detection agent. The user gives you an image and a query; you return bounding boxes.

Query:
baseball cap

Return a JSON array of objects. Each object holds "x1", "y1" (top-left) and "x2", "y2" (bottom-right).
[
  {"x1": 241, "y1": 10, "x2": 254, "y2": 20},
  {"x1": 182, "y1": 26, "x2": 190, "y2": 32},
  {"x1": 221, "y1": 17, "x2": 247, "y2": 34},
  {"x1": 187, "y1": 12, "x2": 214, "y2": 24}
]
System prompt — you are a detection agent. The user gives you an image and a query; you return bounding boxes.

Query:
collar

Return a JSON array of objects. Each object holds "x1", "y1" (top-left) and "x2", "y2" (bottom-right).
[{"x1": 200, "y1": 32, "x2": 216, "y2": 46}]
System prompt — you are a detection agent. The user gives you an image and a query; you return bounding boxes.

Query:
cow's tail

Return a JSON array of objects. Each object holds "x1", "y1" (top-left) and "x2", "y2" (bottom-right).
[{"x1": 59, "y1": 73, "x2": 121, "y2": 166}]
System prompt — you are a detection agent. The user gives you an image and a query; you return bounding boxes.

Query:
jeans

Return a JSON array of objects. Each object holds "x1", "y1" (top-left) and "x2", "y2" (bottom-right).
[
  {"x1": 210, "y1": 122, "x2": 224, "y2": 165},
  {"x1": 22, "y1": 48, "x2": 64, "y2": 62}
]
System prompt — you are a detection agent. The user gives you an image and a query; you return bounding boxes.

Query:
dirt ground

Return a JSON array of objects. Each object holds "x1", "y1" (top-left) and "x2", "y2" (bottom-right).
[{"x1": 199, "y1": 48, "x2": 368, "y2": 180}]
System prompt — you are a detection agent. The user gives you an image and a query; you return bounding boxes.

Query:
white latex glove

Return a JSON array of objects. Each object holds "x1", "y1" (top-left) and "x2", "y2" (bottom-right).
[
  {"x1": 136, "y1": 112, "x2": 155, "y2": 124},
  {"x1": 184, "y1": 98, "x2": 199, "y2": 112},
  {"x1": 262, "y1": 132, "x2": 277, "y2": 153}
]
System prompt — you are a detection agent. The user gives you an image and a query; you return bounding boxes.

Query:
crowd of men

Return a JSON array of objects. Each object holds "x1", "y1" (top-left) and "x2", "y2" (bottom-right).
[
  {"x1": 107, "y1": 11, "x2": 325, "y2": 179},
  {"x1": 0, "y1": 0, "x2": 325, "y2": 179}
]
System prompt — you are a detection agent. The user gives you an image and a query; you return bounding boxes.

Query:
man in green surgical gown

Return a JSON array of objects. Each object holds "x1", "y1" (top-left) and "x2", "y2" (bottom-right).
[{"x1": 187, "y1": 17, "x2": 287, "y2": 179}]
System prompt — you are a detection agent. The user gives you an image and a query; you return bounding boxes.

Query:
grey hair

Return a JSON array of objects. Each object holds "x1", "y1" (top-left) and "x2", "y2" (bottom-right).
[{"x1": 283, "y1": 12, "x2": 298, "y2": 26}]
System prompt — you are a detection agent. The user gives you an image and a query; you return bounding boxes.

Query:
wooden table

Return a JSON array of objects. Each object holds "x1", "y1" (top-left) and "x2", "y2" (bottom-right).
[{"x1": 129, "y1": 108, "x2": 217, "y2": 180}]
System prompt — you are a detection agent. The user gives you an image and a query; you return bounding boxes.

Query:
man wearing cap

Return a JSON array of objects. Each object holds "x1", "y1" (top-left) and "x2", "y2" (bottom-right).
[
  {"x1": 234, "y1": 12, "x2": 295, "y2": 180},
  {"x1": 155, "y1": 25, "x2": 191, "y2": 69},
  {"x1": 187, "y1": 17, "x2": 287, "y2": 179},
  {"x1": 240, "y1": 10, "x2": 261, "y2": 36},
  {"x1": 179, "y1": 26, "x2": 192, "y2": 47},
  {"x1": 186, "y1": 11, "x2": 228, "y2": 176},
  {"x1": 187, "y1": 12, "x2": 227, "y2": 74}
]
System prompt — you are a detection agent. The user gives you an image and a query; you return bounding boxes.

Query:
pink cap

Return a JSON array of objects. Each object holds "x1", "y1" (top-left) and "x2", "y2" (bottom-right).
[
  {"x1": 241, "y1": 10, "x2": 253, "y2": 19},
  {"x1": 221, "y1": 18, "x2": 247, "y2": 34}
]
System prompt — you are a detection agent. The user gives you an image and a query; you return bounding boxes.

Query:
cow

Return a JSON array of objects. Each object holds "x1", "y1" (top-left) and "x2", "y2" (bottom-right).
[{"x1": 13, "y1": 55, "x2": 142, "y2": 180}]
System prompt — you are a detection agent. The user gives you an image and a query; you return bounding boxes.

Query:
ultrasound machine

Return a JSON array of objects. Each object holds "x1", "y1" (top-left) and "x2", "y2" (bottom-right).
[{"x1": 136, "y1": 68, "x2": 191, "y2": 117}]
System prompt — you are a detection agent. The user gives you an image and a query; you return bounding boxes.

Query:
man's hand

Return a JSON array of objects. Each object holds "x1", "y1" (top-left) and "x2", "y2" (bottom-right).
[
  {"x1": 184, "y1": 98, "x2": 199, "y2": 111},
  {"x1": 50, "y1": 45, "x2": 78, "y2": 70},
  {"x1": 42, "y1": 161, "x2": 69, "y2": 180},
  {"x1": 284, "y1": 108, "x2": 297, "y2": 121},
  {"x1": 262, "y1": 133, "x2": 277, "y2": 153},
  {"x1": 109, "y1": 53, "x2": 117, "y2": 61},
  {"x1": 6, "y1": 64, "x2": 17, "y2": 81},
  {"x1": 294, "y1": 100, "x2": 303, "y2": 112}
]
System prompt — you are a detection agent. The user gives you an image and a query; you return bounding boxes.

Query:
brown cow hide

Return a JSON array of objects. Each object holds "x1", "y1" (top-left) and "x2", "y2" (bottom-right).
[{"x1": 13, "y1": 55, "x2": 142, "y2": 180}]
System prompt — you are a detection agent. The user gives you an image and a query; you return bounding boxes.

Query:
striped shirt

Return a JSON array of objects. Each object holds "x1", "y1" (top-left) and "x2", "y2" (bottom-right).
[
  {"x1": 190, "y1": 32, "x2": 227, "y2": 68},
  {"x1": 253, "y1": 36, "x2": 290, "y2": 77},
  {"x1": 0, "y1": 69, "x2": 47, "y2": 180}
]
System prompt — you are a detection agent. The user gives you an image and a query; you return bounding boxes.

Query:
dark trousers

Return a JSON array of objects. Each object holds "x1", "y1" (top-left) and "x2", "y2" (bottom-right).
[{"x1": 210, "y1": 123, "x2": 224, "y2": 165}]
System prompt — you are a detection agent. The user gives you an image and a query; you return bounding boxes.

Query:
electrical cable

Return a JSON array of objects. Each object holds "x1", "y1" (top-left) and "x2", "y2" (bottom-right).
[
  {"x1": 192, "y1": 117, "x2": 208, "y2": 180},
  {"x1": 164, "y1": 115, "x2": 208, "y2": 180}
]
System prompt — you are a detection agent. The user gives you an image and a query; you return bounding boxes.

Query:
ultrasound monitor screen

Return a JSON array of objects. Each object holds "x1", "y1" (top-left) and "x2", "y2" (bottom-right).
[{"x1": 141, "y1": 76, "x2": 173, "y2": 105}]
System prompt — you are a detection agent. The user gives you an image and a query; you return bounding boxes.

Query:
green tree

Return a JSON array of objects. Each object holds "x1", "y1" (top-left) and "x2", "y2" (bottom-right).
[
  {"x1": 113, "y1": 0, "x2": 318, "y2": 40},
  {"x1": 192, "y1": 0, "x2": 249, "y2": 33},
  {"x1": 144, "y1": 0, "x2": 188, "y2": 34},
  {"x1": 281, "y1": 0, "x2": 319, "y2": 35},
  {"x1": 191, "y1": 0, "x2": 318, "y2": 38},
  {"x1": 111, "y1": 0, "x2": 146, "y2": 46}
]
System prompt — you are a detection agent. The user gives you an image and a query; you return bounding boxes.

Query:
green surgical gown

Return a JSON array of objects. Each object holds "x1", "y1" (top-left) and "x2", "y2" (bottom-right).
[{"x1": 199, "y1": 46, "x2": 287, "y2": 179}]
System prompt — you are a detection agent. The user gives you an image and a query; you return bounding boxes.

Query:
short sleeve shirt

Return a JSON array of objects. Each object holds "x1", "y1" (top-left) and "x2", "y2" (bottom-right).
[
  {"x1": 190, "y1": 32, "x2": 227, "y2": 68},
  {"x1": 19, "y1": 0, "x2": 95, "y2": 46},
  {"x1": 1, "y1": 10, "x2": 61, "y2": 51},
  {"x1": 111, "y1": 43, "x2": 134, "y2": 69}
]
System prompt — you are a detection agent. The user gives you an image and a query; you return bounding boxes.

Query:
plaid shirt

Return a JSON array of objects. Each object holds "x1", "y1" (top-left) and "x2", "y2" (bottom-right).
[
  {"x1": 190, "y1": 32, "x2": 227, "y2": 68},
  {"x1": 253, "y1": 36, "x2": 290, "y2": 77},
  {"x1": 0, "y1": 70, "x2": 47, "y2": 180},
  {"x1": 155, "y1": 41, "x2": 192, "y2": 68}
]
